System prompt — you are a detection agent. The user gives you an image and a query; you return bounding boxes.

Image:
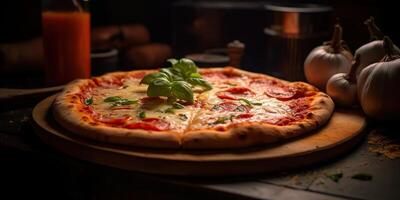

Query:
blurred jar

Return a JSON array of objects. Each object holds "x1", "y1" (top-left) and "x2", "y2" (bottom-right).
[
  {"x1": 264, "y1": 3, "x2": 332, "y2": 81},
  {"x1": 42, "y1": 0, "x2": 90, "y2": 86},
  {"x1": 91, "y1": 48, "x2": 119, "y2": 76}
]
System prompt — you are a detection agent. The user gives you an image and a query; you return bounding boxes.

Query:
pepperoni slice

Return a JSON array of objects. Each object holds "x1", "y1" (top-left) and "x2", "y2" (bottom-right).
[
  {"x1": 216, "y1": 92, "x2": 237, "y2": 100},
  {"x1": 225, "y1": 87, "x2": 254, "y2": 94},
  {"x1": 212, "y1": 101, "x2": 239, "y2": 111},
  {"x1": 288, "y1": 97, "x2": 311, "y2": 113},
  {"x1": 250, "y1": 78, "x2": 297, "y2": 100},
  {"x1": 264, "y1": 86, "x2": 298, "y2": 100},
  {"x1": 96, "y1": 116, "x2": 132, "y2": 125},
  {"x1": 236, "y1": 113, "x2": 254, "y2": 119},
  {"x1": 125, "y1": 118, "x2": 170, "y2": 131},
  {"x1": 216, "y1": 87, "x2": 254, "y2": 100}
]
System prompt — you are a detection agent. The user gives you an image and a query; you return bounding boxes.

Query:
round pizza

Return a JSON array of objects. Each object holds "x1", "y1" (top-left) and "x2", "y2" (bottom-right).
[{"x1": 53, "y1": 59, "x2": 334, "y2": 149}]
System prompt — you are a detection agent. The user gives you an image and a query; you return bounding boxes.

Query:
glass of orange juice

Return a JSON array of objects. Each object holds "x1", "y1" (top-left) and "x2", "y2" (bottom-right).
[{"x1": 42, "y1": 0, "x2": 90, "y2": 86}]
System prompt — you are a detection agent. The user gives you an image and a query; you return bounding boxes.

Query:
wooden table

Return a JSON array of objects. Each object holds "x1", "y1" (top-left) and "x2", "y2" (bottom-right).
[{"x1": 1, "y1": 99, "x2": 399, "y2": 199}]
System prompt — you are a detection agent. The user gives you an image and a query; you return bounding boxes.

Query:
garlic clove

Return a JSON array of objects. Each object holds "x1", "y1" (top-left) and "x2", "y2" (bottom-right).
[
  {"x1": 326, "y1": 55, "x2": 360, "y2": 107},
  {"x1": 304, "y1": 24, "x2": 353, "y2": 90}
]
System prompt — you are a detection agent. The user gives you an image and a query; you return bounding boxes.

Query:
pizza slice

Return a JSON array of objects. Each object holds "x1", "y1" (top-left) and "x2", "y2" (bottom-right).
[{"x1": 183, "y1": 68, "x2": 334, "y2": 149}]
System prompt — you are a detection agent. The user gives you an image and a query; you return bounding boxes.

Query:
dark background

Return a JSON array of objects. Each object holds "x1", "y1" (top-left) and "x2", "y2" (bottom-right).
[{"x1": 0, "y1": 0, "x2": 398, "y2": 49}]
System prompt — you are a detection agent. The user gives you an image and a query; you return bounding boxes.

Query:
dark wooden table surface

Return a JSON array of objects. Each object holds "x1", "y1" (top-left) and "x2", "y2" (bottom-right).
[{"x1": 1, "y1": 83, "x2": 400, "y2": 199}]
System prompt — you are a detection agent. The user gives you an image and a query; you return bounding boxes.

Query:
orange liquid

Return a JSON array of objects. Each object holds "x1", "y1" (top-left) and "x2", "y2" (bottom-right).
[{"x1": 42, "y1": 11, "x2": 90, "y2": 86}]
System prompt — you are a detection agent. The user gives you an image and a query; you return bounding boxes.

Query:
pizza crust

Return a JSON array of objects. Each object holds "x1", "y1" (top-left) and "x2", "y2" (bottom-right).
[{"x1": 52, "y1": 67, "x2": 334, "y2": 149}]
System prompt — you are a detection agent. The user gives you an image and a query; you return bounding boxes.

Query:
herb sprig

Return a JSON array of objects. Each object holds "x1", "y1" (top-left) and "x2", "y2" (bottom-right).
[
  {"x1": 104, "y1": 96, "x2": 138, "y2": 107},
  {"x1": 239, "y1": 98, "x2": 262, "y2": 107},
  {"x1": 140, "y1": 58, "x2": 212, "y2": 104}
]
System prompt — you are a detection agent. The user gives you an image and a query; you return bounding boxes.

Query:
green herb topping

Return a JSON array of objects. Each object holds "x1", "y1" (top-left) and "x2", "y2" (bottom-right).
[
  {"x1": 140, "y1": 58, "x2": 212, "y2": 104},
  {"x1": 326, "y1": 172, "x2": 343, "y2": 183},
  {"x1": 238, "y1": 98, "x2": 262, "y2": 107},
  {"x1": 104, "y1": 96, "x2": 138, "y2": 107},
  {"x1": 138, "y1": 111, "x2": 146, "y2": 119},
  {"x1": 210, "y1": 115, "x2": 235, "y2": 125},
  {"x1": 84, "y1": 97, "x2": 93, "y2": 105}
]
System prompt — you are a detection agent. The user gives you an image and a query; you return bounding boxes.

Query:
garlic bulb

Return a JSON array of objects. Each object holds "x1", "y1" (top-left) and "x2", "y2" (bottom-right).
[
  {"x1": 358, "y1": 36, "x2": 400, "y2": 120},
  {"x1": 304, "y1": 24, "x2": 353, "y2": 90},
  {"x1": 355, "y1": 17, "x2": 400, "y2": 76},
  {"x1": 326, "y1": 55, "x2": 360, "y2": 107}
]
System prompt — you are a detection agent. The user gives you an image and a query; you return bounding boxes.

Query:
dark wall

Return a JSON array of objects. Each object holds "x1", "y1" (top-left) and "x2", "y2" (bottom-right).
[{"x1": 0, "y1": 0, "x2": 397, "y2": 49}]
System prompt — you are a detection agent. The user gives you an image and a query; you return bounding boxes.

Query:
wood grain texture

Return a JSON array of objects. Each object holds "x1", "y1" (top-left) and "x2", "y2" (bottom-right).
[{"x1": 32, "y1": 95, "x2": 367, "y2": 176}]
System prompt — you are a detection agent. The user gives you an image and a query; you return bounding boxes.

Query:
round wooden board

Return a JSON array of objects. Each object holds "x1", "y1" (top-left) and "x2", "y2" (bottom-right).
[{"x1": 32, "y1": 95, "x2": 367, "y2": 176}]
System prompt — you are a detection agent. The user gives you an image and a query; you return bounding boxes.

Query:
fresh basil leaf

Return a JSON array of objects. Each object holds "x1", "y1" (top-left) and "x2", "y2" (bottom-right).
[
  {"x1": 173, "y1": 58, "x2": 198, "y2": 78},
  {"x1": 170, "y1": 81, "x2": 194, "y2": 103},
  {"x1": 139, "y1": 58, "x2": 213, "y2": 104},
  {"x1": 190, "y1": 73, "x2": 202, "y2": 78},
  {"x1": 104, "y1": 96, "x2": 137, "y2": 106},
  {"x1": 140, "y1": 73, "x2": 163, "y2": 85},
  {"x1": 167, "y1": 58, "x2": 178, "y2": 66},
  {"x1": 84, "y1": 97, "x2": 93, "y2": 105},
  {"x1": 172, "y1": 102, "x2": 185, "y2": 109},
  {"x1": 239, "y1": 98, "x2": 252, "y2": 107},
  {"x1": 159, "y1": 68, "x2": 175, "y2": 81},
  {"x1": 187, "y1": 78, "x2": 212, "y2": 91},
  {"x1": 147, "y1": 78, "x2": 171, "y2": 97},
  {"x1": 180, "y1": 58, "x2": 197, "y2": 74},
  {"x1": 104, "y1": 96, "x2": 122, "y2": 102},
  {"x1": 138, "y1": 111, "x2": 146, "y2": 119}
]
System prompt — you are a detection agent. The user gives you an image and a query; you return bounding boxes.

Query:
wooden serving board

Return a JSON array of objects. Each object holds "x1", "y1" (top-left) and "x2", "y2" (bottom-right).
[{"x1": 32, "y1": 95, "x2": 367, "y2": 176}]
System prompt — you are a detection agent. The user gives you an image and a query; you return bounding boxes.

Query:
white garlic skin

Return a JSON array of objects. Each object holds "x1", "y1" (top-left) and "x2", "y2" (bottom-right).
[
  {"x1": 326, "y1": 73, "x2": 357, "y2": 107},
  {"x1": 355, "y1": 40, "x2": 400, "y2": 77},
  {"x1": 358, "y1": 59, "x2": 400, "y2": 120},
  {"x1": 304, "y1": 46, "x2": 352, "y2": 90}
]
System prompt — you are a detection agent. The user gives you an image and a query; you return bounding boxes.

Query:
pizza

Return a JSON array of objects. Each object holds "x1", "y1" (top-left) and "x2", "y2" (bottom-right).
[{"x1": 53, "y1": 59, "x2": 334, "y2": 149}]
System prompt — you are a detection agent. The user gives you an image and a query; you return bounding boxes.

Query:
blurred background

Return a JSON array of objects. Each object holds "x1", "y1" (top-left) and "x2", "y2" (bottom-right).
[{"x1": 0, "y1": 0, "x2": 396, "y2": 87}]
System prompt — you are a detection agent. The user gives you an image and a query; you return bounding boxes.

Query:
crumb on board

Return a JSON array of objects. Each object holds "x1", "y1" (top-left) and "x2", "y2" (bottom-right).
[
  {"x1": 368, "y1": 129, "x2": 400, "y2": 159},
  {"x1": 290, "y1": 175, "x2": 301, "y2": 185}
]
